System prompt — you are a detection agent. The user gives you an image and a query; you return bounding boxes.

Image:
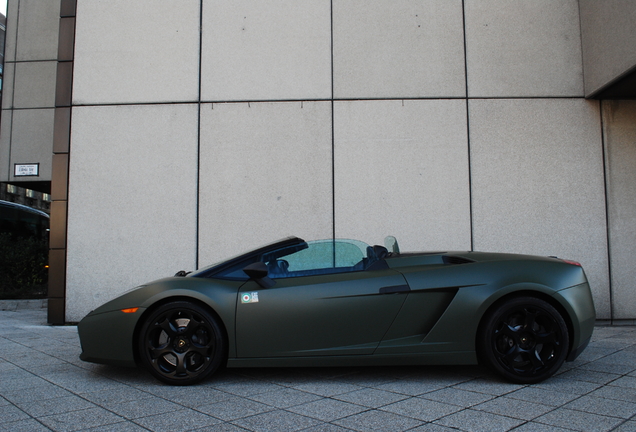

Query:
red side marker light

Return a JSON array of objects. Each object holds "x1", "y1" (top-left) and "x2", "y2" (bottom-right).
[{"x1": 121, "y1": 307, "x2": 139, "y2": 313}]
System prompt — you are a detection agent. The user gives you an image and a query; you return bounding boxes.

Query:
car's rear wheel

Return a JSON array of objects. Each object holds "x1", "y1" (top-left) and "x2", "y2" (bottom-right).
[
  {"x1": 479, "y1": 296, "x2": 569, "y2": 384},
  {"x1": 138, "y1": 301, "x2": 225, "y2": 385}
]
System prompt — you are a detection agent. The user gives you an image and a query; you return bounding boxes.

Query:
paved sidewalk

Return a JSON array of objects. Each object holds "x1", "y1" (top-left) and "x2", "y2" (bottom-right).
[{"x1": 1, "y1": 305, "x2": 635, "y2": 432}]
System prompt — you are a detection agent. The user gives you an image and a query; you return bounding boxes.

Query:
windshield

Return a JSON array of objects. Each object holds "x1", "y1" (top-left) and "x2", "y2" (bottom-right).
[{"x1": 196, "y1": 238, "x2": 377, "y2": 280}]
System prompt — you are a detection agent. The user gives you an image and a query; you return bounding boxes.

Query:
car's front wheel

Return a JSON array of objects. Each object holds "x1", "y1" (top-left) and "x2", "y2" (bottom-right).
[
  {"x1": 138, "y1": 301, "x2": 225, "y2": 385},
  {"x1": 479, "y1": 296, "x2": 569, "y2": 384}
]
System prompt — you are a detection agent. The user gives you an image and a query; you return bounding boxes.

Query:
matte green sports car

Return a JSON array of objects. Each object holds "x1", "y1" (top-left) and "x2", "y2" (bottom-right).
[{"x1": 78, "y1": 236, "x2": 595, "y2": 386}]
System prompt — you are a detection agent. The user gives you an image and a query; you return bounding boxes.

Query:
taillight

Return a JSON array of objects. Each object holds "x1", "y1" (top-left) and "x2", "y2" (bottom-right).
[{"x1": 562, "y1": 259, "x2": 581, "y2": 266}]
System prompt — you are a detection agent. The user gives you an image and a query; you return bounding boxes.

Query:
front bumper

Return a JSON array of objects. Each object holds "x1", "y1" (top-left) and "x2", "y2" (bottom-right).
[{"x1": 78, "y1": 308, "x2": 146, "y2": 367}]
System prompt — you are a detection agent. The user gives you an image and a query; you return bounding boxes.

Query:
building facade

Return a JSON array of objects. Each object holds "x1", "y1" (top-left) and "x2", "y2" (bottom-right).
[{"x1": 1, "y1": 0, "x2": 635, "y2": 324}]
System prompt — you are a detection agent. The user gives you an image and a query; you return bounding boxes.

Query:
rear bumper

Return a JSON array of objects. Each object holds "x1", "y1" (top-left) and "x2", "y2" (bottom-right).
[{"x1": 553, "y1": 282, "x2": 596, "y2": 361}]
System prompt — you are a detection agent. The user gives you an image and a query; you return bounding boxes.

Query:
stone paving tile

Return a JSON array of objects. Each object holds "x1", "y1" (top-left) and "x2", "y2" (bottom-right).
[
  {"x1": 530, "y1": 376, "x2": 602, "y2": 395},
  {"x1": 578, "y1": 359, "x2": 636, "y2": 375},
  {"x1": 381, "y1": 397, "x2": 463, "y2": 422},
  {"x1": 505, "y1": 386, "x2": 580, "y2": 406},
  {"x1": 1, "y1": 383, "x2": 74, "y2": 404},
  {"x1": 82, "y1": 421, "x2": 149, "y2": 431},
  {"x1": 434, "y1": 408, "x2": 525, "y2": 432},
  {"x1": 302, "y1": 424, "x2": 352, "y2": 432},
  {"x1": 0, "y1": 404, "x2": 31, "y2": 423},
  {"x1": 197, "y1": 394, "x2": 274, "y2": 421},
  {"x1": 144, "y1": 383, "x2": 229, "y2": 408},
  {"x1": 287, "y1": 397, "x2": 367, "y2": 421},
  {"x1": 612, "y1": 420, "x2": 636, "y2": 432},
  {"x1": 555, "y1": 367, "x2": 621, "y2": 385},
  {"x1": 408, "y1": 424, "x2": 461, "y2": 432},
  {"x1": 333, "y1": 387, "x2": 409, "y2": 408},
  {"x1": 564, "y1": 394, "x2": 636, "y2": 419},
  {"x1": 16, "y1": 394, "x2": 96, "y2": 418},
  {"x1": 333, "y1": 409, "x2": 424, "y2": 431},
  {"x1": 131, "y1": 408, "x2": 222, "y2": 432},
  {"x1": 374, "y1": 378, "x2": 448, "y2": 397},
  {"x1": 99, "y1": 397, "x2": 182, "y2": 420},
  {"x1": 570, "y1": 346, "x2": 610, "y2": 363},
  {"x1": 451, "y1": 378, "x2": 524, "y2": 396},
  {"x1": 247, "y1": 386, "x2": 323, "y2": 409},
  {"x1": 609, "y1": 375, "x2": 636, "y2": 389},
  {"x1": 328, "y1": 368, "x2": 403, "y2": 387},
  {"x1": 43, "y1": 371, "x2": 127, "y2": 394},
  {"x1": 472, "y1": 396, "x2": 555, "y2": 421},
  {"x1": 3, "y1": 308, "x2": 636, "y2": 432},
  {"x1": 588, "y1": 385, "x2": 636, "y2": 403},
  {"x1": 510, "y1": 422, "x2": 575, "y2": 432},
  {"x1": 533, "y1": 407, "x2": 624, "y2": 432},
  {"x1": 231, "y1": 409, "x2": 322, "y2": 431},
  {"x1": 29, "y1": 363, "x2": 81, "y2": 377},
  {"x1": 289, "y1": 380, "x2": 363, "y2": 397},
  {"x1": 419, "y1": 387, "x2": 495, "y2": 407},
  {"x1": 210, "y1": 378, "x2": 287, "y2": 397},
  {"x1": 0, "y1": 418, "x2": 53, "y2": 432},
  {"x1": 38, "y1": 406, "x2": 125, "y2": 432},
  {"x1": 80, "y1": 386, "x2": 156, "y2": 405},
  {"x1": 197, "y1": 423, "x2": 258, "y2": 432},
  {"x1": 0, "y1": 374, "x2": 50, "y2": 393}
]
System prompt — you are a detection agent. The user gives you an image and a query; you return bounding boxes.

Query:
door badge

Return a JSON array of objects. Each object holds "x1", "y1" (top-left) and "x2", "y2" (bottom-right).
[{"x1": 241, "y1": 292, "x2": 259, "y2": 304}]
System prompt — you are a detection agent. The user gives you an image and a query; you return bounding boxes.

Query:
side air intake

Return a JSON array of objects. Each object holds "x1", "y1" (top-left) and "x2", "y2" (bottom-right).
[{"x1": 443, "y1": 255, "x2": 474, "y2": 265}]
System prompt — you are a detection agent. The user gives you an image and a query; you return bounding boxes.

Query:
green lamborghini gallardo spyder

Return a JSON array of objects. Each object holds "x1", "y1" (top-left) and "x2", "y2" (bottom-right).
[{"x1": 78, "y1": 236, "x2": 595, "y2": 386}]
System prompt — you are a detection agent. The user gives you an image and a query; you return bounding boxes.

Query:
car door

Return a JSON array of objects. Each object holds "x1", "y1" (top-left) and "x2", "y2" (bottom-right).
[{"x1": 235, "y1": 267, "x2": 409, "y2": 358}]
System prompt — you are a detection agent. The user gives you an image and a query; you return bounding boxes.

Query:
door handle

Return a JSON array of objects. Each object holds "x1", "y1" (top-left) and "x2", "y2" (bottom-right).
[{"x1": 379, "y1": 285, "x2": 410, "y2": 294}]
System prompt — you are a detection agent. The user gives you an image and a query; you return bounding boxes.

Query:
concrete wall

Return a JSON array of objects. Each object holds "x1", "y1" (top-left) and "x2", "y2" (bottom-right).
[
  {"x1": 579, "y1": 0, "x2": 636, "y2": 97},
  {"x1": 604, "y1": 101, "x2": 636, "y2": 320},
  {"x1": 0, "y1": 0, "x2": 60, "y2": 184},
  {"x1": 59, "y1": 0, "x2": 635, "y2": 322}
]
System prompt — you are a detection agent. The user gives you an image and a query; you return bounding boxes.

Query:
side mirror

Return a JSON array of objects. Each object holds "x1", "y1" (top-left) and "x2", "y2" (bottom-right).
[{"x1": 243, "y1": 262, "x2": 276, "y2": 289}]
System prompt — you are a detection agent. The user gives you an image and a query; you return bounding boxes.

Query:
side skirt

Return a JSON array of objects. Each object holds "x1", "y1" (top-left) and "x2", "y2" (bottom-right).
[{"x1": 226, "y1": 351, "x2": 477, "y2": 368}]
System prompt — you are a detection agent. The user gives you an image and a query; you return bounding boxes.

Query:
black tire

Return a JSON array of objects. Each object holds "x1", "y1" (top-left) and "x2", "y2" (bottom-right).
[
  {"x1": 138, "y1": 301, "x2": 225, "y2": 385},
  {"x1": 478, "y1": 296, "x2": 569, "y2": 384}
]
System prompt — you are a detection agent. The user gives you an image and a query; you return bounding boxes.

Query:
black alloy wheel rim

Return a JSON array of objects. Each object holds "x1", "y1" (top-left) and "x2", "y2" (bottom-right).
[
  {"x1": 492, "y1": 306, "x2": 562, "y2": 376},
  {"x1": 145, "y1": 309, "x2": 215, "y2": 379}
]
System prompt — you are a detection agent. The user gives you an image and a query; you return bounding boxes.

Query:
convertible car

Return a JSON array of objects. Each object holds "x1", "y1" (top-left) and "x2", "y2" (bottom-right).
[{"x1": 78, "y1": 236, "x2": 595, "y2": 386}]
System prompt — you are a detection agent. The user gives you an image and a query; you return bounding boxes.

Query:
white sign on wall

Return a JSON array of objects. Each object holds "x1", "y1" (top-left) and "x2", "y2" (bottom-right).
[{"x1": 14, "y1": 163, "x2": 40, "y2": 177}]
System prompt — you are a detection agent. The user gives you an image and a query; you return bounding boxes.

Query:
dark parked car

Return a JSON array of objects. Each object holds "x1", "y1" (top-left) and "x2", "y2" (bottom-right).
[{"x1": 78, "y1": 236, "x2": 595, "y2": 385}]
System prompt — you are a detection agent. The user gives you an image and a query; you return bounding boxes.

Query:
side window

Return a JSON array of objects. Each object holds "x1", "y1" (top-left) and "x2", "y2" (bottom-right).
[{"x1": 265, "y1": 240, "x2": 367, "y2": 278}]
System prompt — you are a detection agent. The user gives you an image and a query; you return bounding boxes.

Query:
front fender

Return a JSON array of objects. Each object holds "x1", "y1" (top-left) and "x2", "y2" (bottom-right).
[{"x1": 78, "y1": 277, "x2": 242, "y2": 367}]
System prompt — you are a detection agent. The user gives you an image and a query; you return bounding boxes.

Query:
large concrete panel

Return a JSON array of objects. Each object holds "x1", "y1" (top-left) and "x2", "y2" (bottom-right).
[
  {"x1": 470, "y1": 99, "x2": 610, "y2": 317},
  {"x1": 201, "y1": 0, "x2": 332, "y2": 101},
  {"x1": 1, "y1": 62, "x2": 14, "y2": 110},
  {"x1": 0, "y1": 111, "x2": 11, "y2": 180},
  {"x1": 334, "y1": 99, "x2": 471, "y2": 251},
  {"x1": 15, "y1": 0, "x2": 61, "y2": 61},
  {"x1": 198, "y1": 101, "x2": 333, "y2": 265},
  {"x1": 8, "y1": 108, "x2": 55, "y2": 182},
  {"x1": 12, "y1": 61, "x2": 57, "y2": 109},
  {"x1": 66, "y1": 104, "x2": 199, "y2": 321},
  {"x1": 603, "y1": 101, "x2": 636, "y2": 320},
  {"x1": 3, "y1": 0, "x2": 19, "y2": 62},
  {"x1": 579, "y1": 0, "x2": 636, "y2": 97},
  {"x1": 333, "y1": 0, "x2": 465, "y2": 99},
  {"x1": 73, "y1": 0, "x2": 200, "y2": 105},
  {"x1": 464, "y1": 0, "x2": 583, "y2": 97}
]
